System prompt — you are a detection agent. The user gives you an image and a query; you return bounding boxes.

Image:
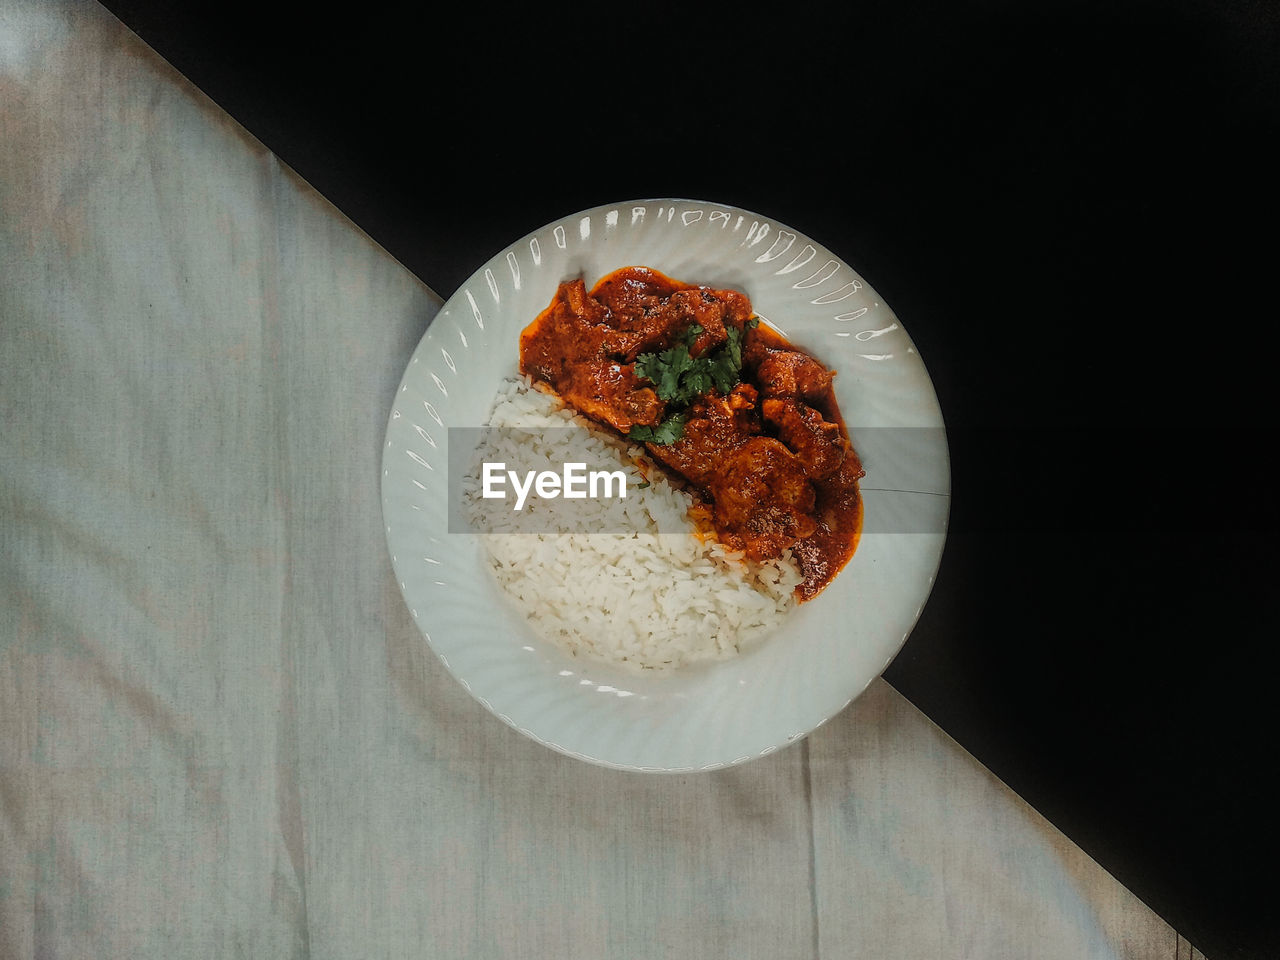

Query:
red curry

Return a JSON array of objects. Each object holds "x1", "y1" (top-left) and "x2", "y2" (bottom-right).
[{"x1": 519, "y1": 266, "x2": 863, "y2": 600}]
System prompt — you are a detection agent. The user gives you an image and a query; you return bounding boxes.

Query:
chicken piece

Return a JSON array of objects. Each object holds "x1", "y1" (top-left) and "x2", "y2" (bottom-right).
[
  {"x1": 761, "y1": 397, "x2": 846, "y2": 480},
  {"x1": 591, "y1": 267, "x2": 753, "y2": 361},
  {"x1": 754, "y1": 348, "x2": 836, "y2": 401},
  {"x1": 519, "y1": 279, "x2": 662, "y2": 432},
  {"x1": 708, "y1": 437, "x2": 818, "y2": 561},
  {"x1": 566, "y1": 362, "x2": 665, "y2": 434},
  {"x1": 725, "y1": 381, "x2": 758, "y2": 412},
  {"x1": 645, "y1": 384, "x2": 760, "y2": 488},
  {"x1": 663, "y1": 289, "x2": 728, "y2": 359}
]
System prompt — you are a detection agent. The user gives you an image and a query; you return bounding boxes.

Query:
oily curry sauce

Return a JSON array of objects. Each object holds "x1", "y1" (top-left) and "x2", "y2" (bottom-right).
[{"x1": 519, "y1": 266, "x2": 863, "y2": 601}]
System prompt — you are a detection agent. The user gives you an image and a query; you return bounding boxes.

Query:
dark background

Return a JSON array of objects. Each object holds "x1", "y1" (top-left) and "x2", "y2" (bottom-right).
[{"x1": 98, "y1": 2, "x2": 1279, "y2": 957}]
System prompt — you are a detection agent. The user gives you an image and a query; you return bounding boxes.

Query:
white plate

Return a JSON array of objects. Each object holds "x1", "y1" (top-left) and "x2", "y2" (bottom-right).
[{"x1": 381, "y1": 199, "x2": 949, "y2": 771}]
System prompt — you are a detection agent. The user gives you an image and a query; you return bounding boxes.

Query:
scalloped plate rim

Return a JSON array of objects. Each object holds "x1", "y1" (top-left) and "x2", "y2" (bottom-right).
[{"x1": 380, "y1": 197, "x2": 950, "y2": 772}]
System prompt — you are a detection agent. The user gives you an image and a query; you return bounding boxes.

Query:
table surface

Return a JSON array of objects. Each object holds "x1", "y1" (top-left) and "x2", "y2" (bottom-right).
[{"x1": 3, "y1": 2, "x2": 1276, "y2": 959}]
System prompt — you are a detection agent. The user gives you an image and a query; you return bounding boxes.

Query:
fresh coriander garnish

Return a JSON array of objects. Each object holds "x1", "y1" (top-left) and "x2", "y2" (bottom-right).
[
  {"x1": 629, "y1": 321, "x2": 754, "y2": 445},
  {"x1": 627, "y1": 410, "x2": 689, "y2": 446}
]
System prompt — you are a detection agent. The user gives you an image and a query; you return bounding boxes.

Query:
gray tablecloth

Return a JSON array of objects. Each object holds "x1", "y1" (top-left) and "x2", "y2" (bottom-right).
[{"x1": 1, "y1": 3, "x2": 1181, "y2": 957}]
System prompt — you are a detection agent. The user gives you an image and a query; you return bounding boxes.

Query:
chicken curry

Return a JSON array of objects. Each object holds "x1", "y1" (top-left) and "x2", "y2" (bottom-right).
[{"x1": 519, "y1": 266, "x2": 863, "y2": 600}]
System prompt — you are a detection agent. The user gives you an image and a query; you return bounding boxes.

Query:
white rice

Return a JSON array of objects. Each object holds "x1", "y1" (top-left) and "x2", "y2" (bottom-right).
[{"x1": 462, "y1": 377, "x2": 802, "y2": 671}]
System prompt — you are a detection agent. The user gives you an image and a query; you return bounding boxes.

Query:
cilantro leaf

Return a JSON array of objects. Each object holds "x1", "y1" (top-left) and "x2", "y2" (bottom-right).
[
  {"x1": 629, "y1": 321, "x2": 753, "y2": 445},
  {"x1": 634, "y1": 322, "x2": 749, "y2": 407},
  {"x1": 682, "y1": 367, "x2": 713, "y2": 397},
  {"x1": 635, "y1": 344, "x2": 683, "y2": 400},
  {"x1": 627, "y1": 410, "x2": 689, "y2": 446},
  {"x1": 707, "y1": 326, "x2": 744, "y2": 394}
]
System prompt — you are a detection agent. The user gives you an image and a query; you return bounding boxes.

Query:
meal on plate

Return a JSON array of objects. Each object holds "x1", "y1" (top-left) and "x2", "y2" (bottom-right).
[{"x1": 465, "y1": 266, "x2": 864, "y2": 671}]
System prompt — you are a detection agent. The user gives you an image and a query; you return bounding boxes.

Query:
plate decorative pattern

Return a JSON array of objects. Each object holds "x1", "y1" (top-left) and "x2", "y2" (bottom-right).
[{"x1": 382, "y1": 199, "x2": 949, "y2": 772}]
